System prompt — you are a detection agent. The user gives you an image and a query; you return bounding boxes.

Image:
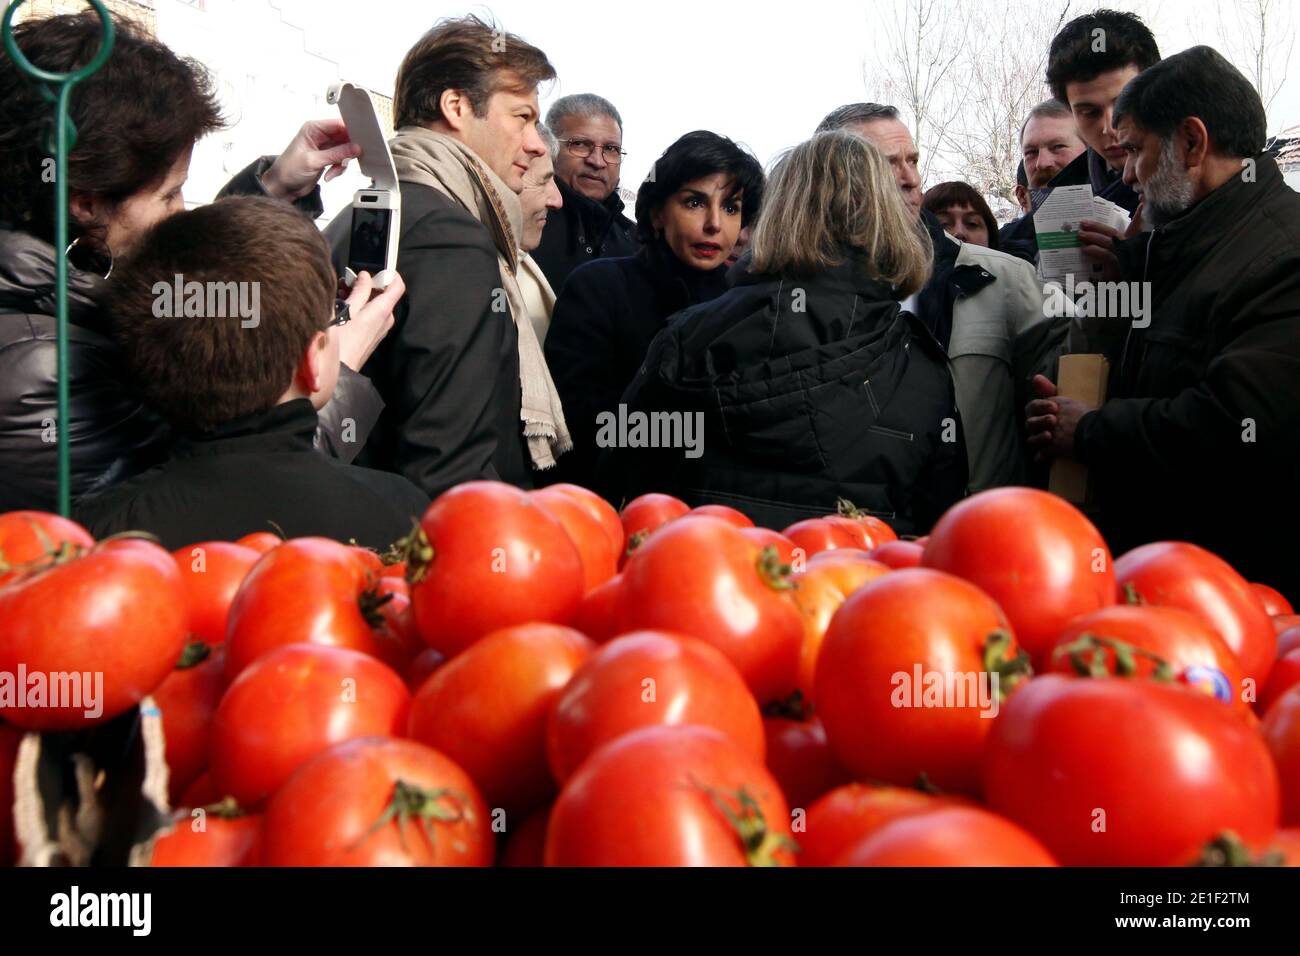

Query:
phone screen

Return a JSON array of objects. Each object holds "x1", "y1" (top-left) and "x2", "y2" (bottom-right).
[{"x1": 348, "y1": 207, "x2": 392, "y2": 275}]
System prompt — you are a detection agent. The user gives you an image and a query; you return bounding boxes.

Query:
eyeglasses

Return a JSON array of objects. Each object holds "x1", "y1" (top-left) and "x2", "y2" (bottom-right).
[
  {"x1": 560, "y1": 138, "x2": 627, "y2": 165},
  {"x1": 329, "y1": 299, "x2": 351, "y2": 328}
]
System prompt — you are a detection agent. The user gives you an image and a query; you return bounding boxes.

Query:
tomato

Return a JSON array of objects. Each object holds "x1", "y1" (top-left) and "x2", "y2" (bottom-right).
[
  {"x1": 816, "y1": 568, "x2": 1027, "y2": 795},
  {"x1": 762, "y1": 715, "x2": 850, "y2": 812},
  {"x1": 369, "y1": 576, "x2": 425, "y2": 672},
  {"x1": 152, "y1": 642, "x2": 228, "y2": 805},
  {"x1": 1262, "y1": 649, "x2": 1300, "y2": 716},
  {"x1": 1263, "y1": 686, "x2": 1300, "y2": 826},
  {"x1": 407, "y1": 482, "x2": 584, "y2": 657},
  {"x1": 530, "y1": 487, "x2": 618, "y2": 593},
  {"x1": 1047, "y1": 605, "x2": 1244, "y2": 709},
  {"x1": 0, "y1": 539, "x2": 187, "y2": 730},
  {"x1": 150, "y1": 807, "x2": 261, "y2": 867},
  {"x1": 234, "y1": 532, "x2": 281, "y2": 554},
  {"x1": 224, "y1": 538, "x2": 395, "y2": 679},
  {"x1": 261, "y1": 737, "x2": 492, "y2": 867},
  {"x1": 0, "y1": 511, "x2": 94, "y2": 585},
  {"x1": 350, "y1": 547, "x2": 385, "y2": 573},
  {"x1": 691, "y1": 504, "x2": 754, "y2": 528},
  {"x1": 499, "y1": 804, "x2": 550, "y2": 867},
  {"x1": 619, "y1": 493, "x2": 690, "y2": 561},
  {"x1": 835, "y1": 806, "x2": 1057, "y2": 866},
  {"x1": 1116, "y1": 541, "x2": 1277, "y2": 688},
  {"x1": 545, "y1": 725, "x2": 794, "y2": 866},
  {"x1": 799, "y1": 783, "x2": 955, "y2": 867},
  {"x1": 984, "y1": 675, "x2": 1280, "y2": 865},
  {"x1": 209, "y1": 644, "x2": 409, "y2": 808},
  {"x1": 867, "y1": 539, "x2": 924, "y2": 569},
  {"x1": 408, "y1": 624, "x2": 593, "y2": 815},
  {"x1": 181, "y1": 771, "x2": 221, "y2": 808},
  {"x1": 169, "y1": 542, "x2": 259, "y2": 646},
  {"x1": 1279, "y1": 627, "x2": 1300, "y2": 658},
  {"x1": 547, "y1": 631, "x2": 763, "y2": 784},
  {"x1": 619, "y1": 516, "x2": 804, "y2": 705},
  {"x1": 1276, "y1": 615, "x2": 1300, "y2": 636},
  {"x1": 790, "y1": 555, "x2": 890, "y2": 702},
  {"x1": 403, "y1": 647, "x2": 445, "y2": 692},
  {"x1": 781, "y1": 518, "x2": 860, "y2": 557},
  {"x1": 1253, "y1": 583, "x2": 1294, "y2": 616},
  {"x1": 0, "y1": 720, "x2": 19, "y2": 865},
  {"x1": 922, "y1": 488, "x2": 1114, "y2": 667},
  {"x1": 379, "y1": 561, "x2": 406, "y2": 580},
  {"x1": 831, "y1": 502, "x2": 899, "y2": 549},
  {"x1": 570, "y1": 574, "x2": 626, "y2": 643},
  {"x1": 740, "y1": 527, "x2": 801, "y2": 569},
  {"x1": 544, "y1": 483, "x2": 623, "y2": 559}
]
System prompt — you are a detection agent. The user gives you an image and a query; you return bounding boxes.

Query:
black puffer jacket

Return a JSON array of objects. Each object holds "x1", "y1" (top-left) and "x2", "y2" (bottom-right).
[
  {"x1": 601, "y1": 254, "x2": 968, "y2": 532},
  {"x1": 0, "y1": 158, "x2": 383, "y2": 512}
]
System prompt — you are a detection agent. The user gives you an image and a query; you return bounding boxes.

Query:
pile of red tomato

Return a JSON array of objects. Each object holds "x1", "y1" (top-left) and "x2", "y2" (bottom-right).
[{"x1": 1, "y1": 482, "x2": 1298, "y2": 867}]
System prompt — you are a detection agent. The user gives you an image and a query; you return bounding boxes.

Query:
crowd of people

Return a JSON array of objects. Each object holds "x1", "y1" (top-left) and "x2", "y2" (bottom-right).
[{"x1": 1, "y1": 8, "x2": 1297, "y2": 600}]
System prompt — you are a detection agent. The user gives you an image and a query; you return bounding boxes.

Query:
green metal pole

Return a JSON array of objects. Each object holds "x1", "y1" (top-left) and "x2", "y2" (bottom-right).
[{"x1": 2, "y1": 0, "x2": 115, "y2": 517}]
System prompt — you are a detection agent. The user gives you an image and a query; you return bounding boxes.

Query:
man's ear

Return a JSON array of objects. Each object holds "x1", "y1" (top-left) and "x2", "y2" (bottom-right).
[
  {"x1": 68, "y1": 190, "x2": 105, "y2": 233},
  {"x1": 296, "y1": 331, "x2": 328, "y2": 395},
  {"x1": 439, "y1": 88, "x2": 471, "y2": 133},
  {"x1": 1180, "y1": 116, "x2": 1211, "y2": 170}
]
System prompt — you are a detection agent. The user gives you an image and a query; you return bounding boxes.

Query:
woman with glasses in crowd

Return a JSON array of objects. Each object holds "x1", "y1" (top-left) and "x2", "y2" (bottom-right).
[{"x1": 543, "y1": 130, "x2": 764, "y2": 493}]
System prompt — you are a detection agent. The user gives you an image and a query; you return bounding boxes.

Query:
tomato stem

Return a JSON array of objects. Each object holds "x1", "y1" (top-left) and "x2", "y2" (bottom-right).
[
  {"x1": 981, "y1": 630, "x2": 1033, "y2": 699},
  {"x1": 835, "y1": 497, "x2": 864, "y2": 519},
  {"x1": 1193, "y1": 831, "x2": 1283, "y2": 867},
  {"x1": 200, "y1": 796, "x2": 249, "y2": 819},
  {"x1": 361, "y1": 780, "x2": 468, "y2": 856},
  {"x1": 1121, "y1": 582, "x2": 1146, "y2": 606},
  {"x1": 763, "y1": 688, "x2": 812, "y2": 721},
  {"x1": 624, "y1": 529, "x2": 649, "y2": 559},
  {"x1": 176, "y1": 640, "x2": 212, "y2": 670},
  {"x1": 689, "y1": 776, "x2": 796, "y2": 866},
  {"x1": 756, "y1": 545, "x2": 795, "y2": 591},
  {"x1": 357, "y1": 587, "x2": 396, "y2": 630},
  {"x1": 396, "y1": 521, "x2": 435, "y2": 585},
  {"x1": 1053, "y1": 632, "x2": 1174, "y2": 682}
]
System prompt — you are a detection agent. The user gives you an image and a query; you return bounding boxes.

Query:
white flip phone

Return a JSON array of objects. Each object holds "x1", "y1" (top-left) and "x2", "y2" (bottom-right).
[{"x1": 326, "y1": 81, "x2": 401, "y2": 290}]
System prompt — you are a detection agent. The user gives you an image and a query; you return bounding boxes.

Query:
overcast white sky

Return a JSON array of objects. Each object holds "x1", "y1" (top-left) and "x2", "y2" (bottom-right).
[{"x1": 211, "y1": 0, "x2": 1300, "y2": 211}]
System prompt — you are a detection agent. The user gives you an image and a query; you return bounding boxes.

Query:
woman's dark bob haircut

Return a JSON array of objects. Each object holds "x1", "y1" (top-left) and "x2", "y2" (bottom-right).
[{"x1": 634, "y1": 131, "x2": 764, "y2": 244}]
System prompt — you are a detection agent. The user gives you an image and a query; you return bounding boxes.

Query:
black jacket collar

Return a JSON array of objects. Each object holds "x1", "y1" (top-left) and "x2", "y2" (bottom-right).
[{"x1": 173, "y1": 399, "x2": 319, "y2": 458}]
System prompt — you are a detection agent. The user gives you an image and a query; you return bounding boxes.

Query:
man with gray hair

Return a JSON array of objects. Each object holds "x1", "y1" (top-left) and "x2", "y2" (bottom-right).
[
  {"x1": 817, "y1": 103, "x2": 1071, "y2": 493},
  {"x1": 999, "y1": 99, "x2": 1089, "y2": 260},
  {"x1": 532, "y1": 93, "x2": 639, "y2": 291}
]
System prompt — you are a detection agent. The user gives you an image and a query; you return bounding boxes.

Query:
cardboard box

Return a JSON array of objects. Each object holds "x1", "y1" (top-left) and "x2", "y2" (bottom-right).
[{"x1": 1049, "y1": 354, "x2": 1109, "y2": 504}]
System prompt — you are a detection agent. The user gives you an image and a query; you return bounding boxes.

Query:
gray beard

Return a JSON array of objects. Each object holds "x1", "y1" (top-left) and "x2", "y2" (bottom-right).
[{"x1": 1142, "y1": 138, "x2": 1195, "y2": 227}]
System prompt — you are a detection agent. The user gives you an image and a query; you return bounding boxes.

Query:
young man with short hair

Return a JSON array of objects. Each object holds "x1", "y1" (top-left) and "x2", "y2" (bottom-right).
[{"x1": 77, "y1": 197, "x2": 427, "y2": 549}]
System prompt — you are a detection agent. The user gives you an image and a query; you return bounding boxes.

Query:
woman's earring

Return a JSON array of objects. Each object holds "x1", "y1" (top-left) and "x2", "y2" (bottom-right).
[{"x1": 64, "y1": 235, "x2": 114, "y2": 280}]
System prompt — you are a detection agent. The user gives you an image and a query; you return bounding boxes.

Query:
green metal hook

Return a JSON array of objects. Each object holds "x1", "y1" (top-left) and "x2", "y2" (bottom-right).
[{"x1": 2, "y1": 1, "x2": 116, "y2": 518}]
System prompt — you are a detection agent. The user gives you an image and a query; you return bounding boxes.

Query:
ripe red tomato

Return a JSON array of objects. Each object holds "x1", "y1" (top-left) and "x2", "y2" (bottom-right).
[
  {"x1": 922, "y1": 488, "x2": 1114, "y2": 667},
  {"x1": 1116, "y1": 541, "x2": 1277, "y2": 689},
  {"x1": 544, "y1": 483, "x2": 623, "y2": 559},
  {"x1": 781, "y1": 518, "x2": 861, "y2": 557},
  {"x1": 0, "y1": 539, "x2": 188, "y2": 730},
  {"x1": 831, "y1": 505, "x2": 899, "y2": 549},
  {"x1": 619, "y1": 493, "x2": 690, "y2": 561},
  {"x1": 545, "y1": 725, "x2": 794, "y2": 866},
  {"x1": 618, "y1": 516, "x2": 804, "y2": 705},
  {"x1": 740, "y1": 527, "x2": 800, "y2": 568},
  {"x1": 499, "y1": 804, "x2": 550, "y2": 867},
  {"x1": 407, "y1": 623, "x2": 593, "y2": 815},
  {"x1": 1279, "y1": 626, "x2": 1300, "y2": 658},
  {"x1": 835, "y1": 806, "x2": 1057, "y2": 866},
  {"x1": 1253, "y1": 583, "x2": 1294, "y2": 616},
  {"x1": 691, "y1": 504, "x2": 754, "y2": 528},
  {"x1": 408, "y1": 482, "x2": 585, "y2": 657},
  {"x1": 570, "y1": 573, "x2": 626, "y2": 643},
  {"x1": 1262, "y1": 650, "x2": 1300, "y2": 715},
  {"x1": 169, "y1": 542, "x2": 259, "y2": 645},
  {"x1": 547, "y1": 630, "x2": 764, "y2": 784},
  {"x1": 816, "y1": 568, "x2": 1026, "y2": 795},
  {"x1": 261, "y1": 737, "x2": 492, "y2": 866},
  {"x1": 0, "y1": 511, "x2": 94, "y2": 585},
  {"x1": 1263, "y1": 686, "x2": 1300, "y2": 826},
  {"x1": 1276, "y1": 615, "x2": 1300, "y2": 636},
  {"x1": 150, "y1": 808, "x2": 261, "y2": 867},
  {"x1": 790, "y1": 555, "x2": 890, "y2": 702},
  {"x1": 1047, "y1": 605, "x2": 1244, "y2": 709},
  {"x1": 209, "y1": 644, "x2": 409, "y2": 808},
  {"x1": 984, "y1": 675, "x2": 1280, "y2": 865},
  {"x1": 530, "y1": 487, "x2": 619, "y2": 593},
  {"x1": 180, "y1": 771, "x2": 221, "y2": 808},
  {"x1": 762, "y1": 715, "x2": 850, "y2": 812},
  {"x1": 224, "y1": 538, "x2": 394, "y2": 679},
  {"x1": 350, "y1": 547, "x2": 385, "y2": 573},
  {"x1": 867, "y1": 540, "x2": 924, "y2": 569},
  {"x1": 403, "y1": 647, "x2": 445, "y2": 692},
  {"x1": 0, "y1": 720, "x2": 19, "y2": 865},
  {"x1": 234, "y1": 532, "x2": 281, "y2": 554},
  {"x1": 152, "y1": 642, "x2": 228, "y2": 805},
  {"x1": 799, "y1": 783, "x2": 956, "y2": 867}
]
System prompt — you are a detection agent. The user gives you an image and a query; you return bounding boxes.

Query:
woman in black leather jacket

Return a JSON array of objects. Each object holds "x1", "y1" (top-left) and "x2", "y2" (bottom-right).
[{"x1": 0, "y1": 11, "x2": 393, "y2": 512}]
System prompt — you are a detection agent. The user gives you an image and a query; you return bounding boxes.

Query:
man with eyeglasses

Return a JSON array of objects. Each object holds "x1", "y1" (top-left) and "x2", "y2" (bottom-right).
[{"x1": 532, "y1": 93, "x2": 639, "y2": 292}]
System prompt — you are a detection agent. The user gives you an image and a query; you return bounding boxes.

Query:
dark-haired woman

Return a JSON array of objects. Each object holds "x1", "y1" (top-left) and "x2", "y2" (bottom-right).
[
  {"x1": 542, "y1": 130, "x2": 764, "y2": 492},
  {"x1": 922, "y1": 181, "x2": 1000, "y2": 250},
  {"x1": 0, "y1": 12, "x2": 395, "y2": 511}
]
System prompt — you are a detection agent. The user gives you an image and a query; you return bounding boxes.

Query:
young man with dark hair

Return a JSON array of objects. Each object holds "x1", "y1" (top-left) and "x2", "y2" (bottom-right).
[
  {"x1": 77, "y1": 197, "x2": 427, "y2": 549},
  {"x1": 326, "y1": 14, "x2": 569, "y2": 501},
  {"x1": 1027, "y1": 46, "x2": 1300, "y2": 603}
]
